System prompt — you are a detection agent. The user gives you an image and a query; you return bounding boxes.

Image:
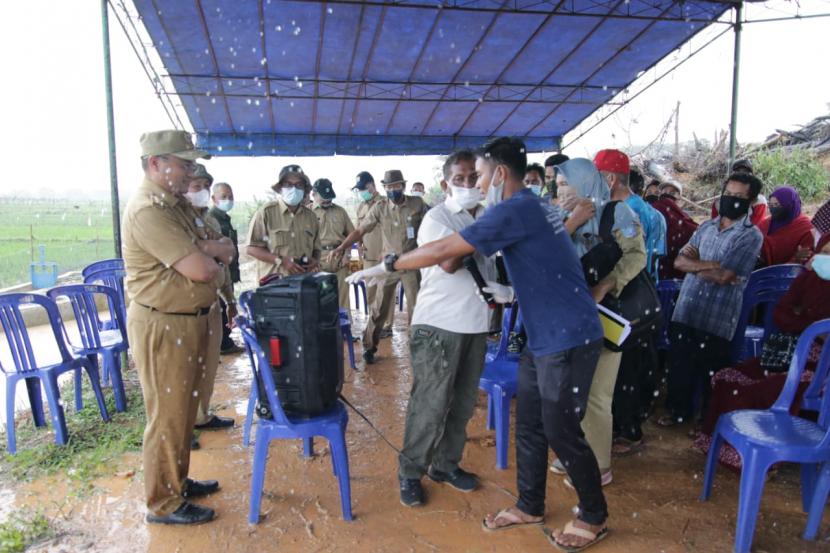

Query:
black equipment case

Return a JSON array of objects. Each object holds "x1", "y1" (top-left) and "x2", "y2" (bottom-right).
[{"x1": 251, "y1": 272, "x2": 343, "y2": 417}]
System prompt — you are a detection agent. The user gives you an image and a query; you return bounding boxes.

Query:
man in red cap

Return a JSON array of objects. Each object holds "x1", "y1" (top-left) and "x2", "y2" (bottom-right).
[{"x1": 593, "y1": 149, "x2": 666, "y2": 455}]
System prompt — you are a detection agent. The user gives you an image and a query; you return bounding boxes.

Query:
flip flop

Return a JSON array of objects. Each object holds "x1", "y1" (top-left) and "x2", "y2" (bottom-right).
[
  {"x1": 481, "y1": 508, "x2": 544, "y2": 532},
  {"x1": 546, "y1": 521, "x2": 609, "y2": 552},
  {"x1": 655, "y1": 415, "x2": 680, "y2": 427},
  {"x1": 611, "y1": 437, "x2": 644, "y2": 456}
]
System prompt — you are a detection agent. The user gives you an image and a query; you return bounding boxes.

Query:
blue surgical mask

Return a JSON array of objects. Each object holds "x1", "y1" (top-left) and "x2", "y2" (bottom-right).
[
  {"x1": 387, "y1": 189, "x2": 404, "y2": 202},
  {"x1": 812, "y1": 254, "x2": 830, "y2": 281},
  {"x1": 529, "y1": 184, "x2": 542, "y2": 196},
  {"x1": 216, "y1": 199, "x2": 234, "y2": 212},
  {"x1": 358, "y1": 190, "x2": 373, "y2": 202},
  {"x1": 486, "y1": 178, "x2": 504, "y2": 208},
  {"x1": 281, "y1": 186, "x2": 304, "y2": 206}
]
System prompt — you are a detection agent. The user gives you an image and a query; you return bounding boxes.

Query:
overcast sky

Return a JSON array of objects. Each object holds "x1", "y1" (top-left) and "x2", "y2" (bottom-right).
[{"x1": 1, "y1": 1, "x2": 828, "y2": 201}]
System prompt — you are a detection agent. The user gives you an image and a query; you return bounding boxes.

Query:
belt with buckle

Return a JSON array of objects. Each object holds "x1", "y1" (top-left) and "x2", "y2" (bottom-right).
[
  {"x1": 135, "y1": 302, "x2": 212, "y2": 317},
  {"x1": 321, "y1": 245, "x2": 339, "y2": 251}
]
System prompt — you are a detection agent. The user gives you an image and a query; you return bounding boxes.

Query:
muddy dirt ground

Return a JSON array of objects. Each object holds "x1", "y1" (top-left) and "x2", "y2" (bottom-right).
[{"x1": 5, "y1": 310, "x2": 830, "y2": 553}]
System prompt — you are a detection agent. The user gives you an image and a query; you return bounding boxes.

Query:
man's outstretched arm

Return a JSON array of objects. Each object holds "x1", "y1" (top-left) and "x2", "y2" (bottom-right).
[{"x1": 394, "y1": 233, "x2": 476, "y2": 271}]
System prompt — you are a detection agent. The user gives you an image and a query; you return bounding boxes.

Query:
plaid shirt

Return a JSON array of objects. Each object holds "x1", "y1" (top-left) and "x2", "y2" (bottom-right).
[{"x1": 672, "y1": 217, "x2": 763, "y2": 340}]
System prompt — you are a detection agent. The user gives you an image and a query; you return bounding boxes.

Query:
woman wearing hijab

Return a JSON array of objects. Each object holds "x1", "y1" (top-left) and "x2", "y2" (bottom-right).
[
  {"x1": 694, "y1": 233, "x2": 830, "y2": 470},
  {"x1": 760, "y1": 186, "x2": 814, "y2": 266},
  {"x1": 550, "y1": 158, "x2": 646, "y2": 486}
]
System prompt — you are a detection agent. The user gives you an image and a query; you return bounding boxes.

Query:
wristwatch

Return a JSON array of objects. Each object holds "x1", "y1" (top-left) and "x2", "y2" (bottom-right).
[{"x1": 383, "y1": 253, "x2": 399, "y2": 273}]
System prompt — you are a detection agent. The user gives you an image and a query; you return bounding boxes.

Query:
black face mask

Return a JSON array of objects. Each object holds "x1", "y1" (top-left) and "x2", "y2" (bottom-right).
[
  {"x1": 719, "y1": 195, "x2": 751, "y2": 220},
  {"x1": 769, "y1": 205, "x2": 787, "y2": 221},
  {"x1": 644, "y1": 194, "x2": 659, "y2": 203}
]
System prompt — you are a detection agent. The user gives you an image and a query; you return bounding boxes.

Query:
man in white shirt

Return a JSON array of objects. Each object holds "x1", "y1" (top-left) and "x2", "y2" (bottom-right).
[{"x1": 393, "y1": 151, "x2": 494, "y2": 506}]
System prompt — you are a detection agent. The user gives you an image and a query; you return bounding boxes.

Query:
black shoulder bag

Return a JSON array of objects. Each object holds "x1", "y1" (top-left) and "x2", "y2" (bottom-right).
[{"x1": 583, "y1": 201, "x2": 662, "y2": 352}]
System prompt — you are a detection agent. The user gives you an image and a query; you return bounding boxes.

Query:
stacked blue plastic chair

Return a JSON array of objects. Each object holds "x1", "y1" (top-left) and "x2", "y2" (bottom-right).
[
  {"x1": 479, "y1": 302, "x2": 520, "y2": 469},
  {"x1": 83, "y1": 267, "x2": 127, "y2": 324},
  {"x1": 700, "y1": 318, "x2": 830, "y2": 553},
  {"x1": 730, "y1": 264, "x2": 804, "y2": 362},
  {"x1": 655, "y1": 279, "x2": 683, "y2": 351},
  {"x1": 236, "y1": 317, "x2": 353, "y2": 522},
  {"x1": 339, "y1": 309, "x2": 356, "y2": 370},
  {"x1": 0, "y1": 293, "x2": 110, "y2": 453},
  {"x1": 81, "y1": 258, "x2": 124, "y2": 279},
  {"x1": 46, "y1": 284, "x2": 129, "y2": 412}
]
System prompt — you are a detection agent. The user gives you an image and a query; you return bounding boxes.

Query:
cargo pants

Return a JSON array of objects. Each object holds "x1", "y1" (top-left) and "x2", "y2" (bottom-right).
[{"x1": 398, "y1": 325, "x2": 487, "y2": 479}]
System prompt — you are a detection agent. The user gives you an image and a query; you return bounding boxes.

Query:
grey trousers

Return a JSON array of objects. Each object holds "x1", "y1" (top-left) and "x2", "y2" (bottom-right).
[{"x1": 398, "y1": 325, "x2": 487, "y2": 479}]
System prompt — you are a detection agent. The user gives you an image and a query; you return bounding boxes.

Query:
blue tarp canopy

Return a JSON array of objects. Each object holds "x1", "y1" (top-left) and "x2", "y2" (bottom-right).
[{"x1": 132, "y1": 0, "x2": 732, "y2": 156}]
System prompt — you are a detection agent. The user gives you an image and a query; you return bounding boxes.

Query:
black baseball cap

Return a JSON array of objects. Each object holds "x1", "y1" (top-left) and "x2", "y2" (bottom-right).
[
  {"x1": 353, "y1": 171, "x2": 374, "y2": 190},
  {"x1": 313, "y1": 178, "x2": 336, "y2": 200},
  {"x1": 732, "y1": 159, "x2": 753, "y2": 173}
]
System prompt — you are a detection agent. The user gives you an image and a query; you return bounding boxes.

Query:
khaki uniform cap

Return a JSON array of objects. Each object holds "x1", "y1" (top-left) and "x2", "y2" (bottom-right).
[{"x1": 140, "y1": 129, "x2": 210, "y2": 160}]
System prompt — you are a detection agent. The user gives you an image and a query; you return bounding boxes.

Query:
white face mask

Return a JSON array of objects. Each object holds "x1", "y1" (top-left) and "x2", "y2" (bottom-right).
[
  {"x1": 185, "y1": 189, "x2": 210, "y2": 208},
  {"x1": 410, "y1": 190, "x2": 424, "y2": 198},
  {"x1": 281, "y1": 186, "x2": 304, "y2": 206},
  {"x1": 449, "y1": 185, "x2": 482, "y2": 210},
  {"x1": 485, "y1": 176, "x2": 504, "y2": 208},
  {"x1": 216, "y1": 199, "x2": 234, "y2": 212}
]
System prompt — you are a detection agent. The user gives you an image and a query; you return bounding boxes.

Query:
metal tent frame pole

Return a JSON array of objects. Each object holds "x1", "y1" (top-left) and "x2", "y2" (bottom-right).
[
  {"x1": 728, "y1": 1, "x2": 743, "y2": 171},
  {"x1": 101, "y1": 0, "x2": 122, "y2": 258}
]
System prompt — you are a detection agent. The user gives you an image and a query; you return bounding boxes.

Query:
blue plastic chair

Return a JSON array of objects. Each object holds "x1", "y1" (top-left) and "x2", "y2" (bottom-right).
[
  {"x1": 81, "y1": 258, "x2": 124, "y2": 279},
  {"x1": 485, "y1": 303, "x2": 520, "y2": 363},
  {"x1": 351, "y1": 281, "x2": 368, "y2": 314},
  {"x1": 700, "y1": 319, "x2": 830, "y2": 553},
  {"x1": 238, "y1": 291, "x2": 259, "y2": 447},
  {"x1": 236, "y1": 318, "x2": 353, "y2": 522},
  {"x1": 655, "y1": 279, "x2": 683, "y2": 351},
  {"x1": 731, "y1": 264, "x2": 805, "y2": 362},
  {"x1": 83, "y1": 267, "x2": 128, "y2": 330},
  {"x1": 339, "y1": 309, "x2": 356, "y2": 370},
  {"x1": 479, "y1": 303, "x2": 520, "y2": 470},
  {"x1": 47, "y1": 285, "x2": 129, "y2": 412},
  {"x1": 0, "y1": 293, "x2": 109, "y2": 453}
]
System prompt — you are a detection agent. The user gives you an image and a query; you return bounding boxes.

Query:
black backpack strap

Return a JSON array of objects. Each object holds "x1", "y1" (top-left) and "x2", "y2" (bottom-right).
[{"x1": 599, "y1": 200, "x2": 619, "y2": 244}]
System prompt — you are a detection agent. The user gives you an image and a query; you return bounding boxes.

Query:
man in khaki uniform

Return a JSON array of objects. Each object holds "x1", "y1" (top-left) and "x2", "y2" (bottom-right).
[
  {"x1": 185, "y1": 165, "x2": 236, "y2": 438},
  {"x1": 246, "y1": 164, "x2": 321, "y2": 281},
  {"x1": 329, "y1": 170, "x2": 426, "y2": 364},
  {"x1": 311, "y1": 178, "x2": 355, "y2": 314},
  {"x1": 353, "y1": 171, "x2": 394, "y2": 333},
  {"x1": 123, "y1": 130, "x2": 235, "y2": 525}
]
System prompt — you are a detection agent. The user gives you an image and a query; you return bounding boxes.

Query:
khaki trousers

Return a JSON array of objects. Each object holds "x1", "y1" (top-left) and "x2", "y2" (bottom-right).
[
  {"x1": 363, "y1": 259, "x2": 395, "y2": 328},
  {"x1": 580, "y1": 348, "x2": 622, "y2": 472},
  {"x1": 195, "y1": 303, "x2": 222, "y2": 426},
  {"x1": 362, "y1": 269, "x2": 420, "y2": 352},
  {"x1": 128, "y1": 302, "x2": 211, "y2": 516}
]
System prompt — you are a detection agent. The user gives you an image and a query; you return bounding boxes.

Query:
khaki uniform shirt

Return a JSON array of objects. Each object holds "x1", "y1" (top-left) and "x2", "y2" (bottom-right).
[
  {"x1": 246, "y1": 198, "x2": 321, "y2": 280},
  {"x1": 122, "y1": 178, "x2": 225, "y2": 313},
  {"x1": 359, "y1": 195, "x2": 426, "y2": 257},
  {"x1": 356, "y1": 193, "x2": 384, "y2": 261},
  {"x1": 313, "y1": 203, "x2": 355, "y2": 273}
]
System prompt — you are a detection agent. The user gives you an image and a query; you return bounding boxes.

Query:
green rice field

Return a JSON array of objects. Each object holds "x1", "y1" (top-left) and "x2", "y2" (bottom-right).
[{"x1": 0, "y1": 197, "x2": 254, "y2": 289}]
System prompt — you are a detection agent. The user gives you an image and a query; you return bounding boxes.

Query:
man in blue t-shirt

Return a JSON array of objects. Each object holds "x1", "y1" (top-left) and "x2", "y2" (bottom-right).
[{"x1": 347, "y1": 137, "x2": 608, "y2": 550}]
